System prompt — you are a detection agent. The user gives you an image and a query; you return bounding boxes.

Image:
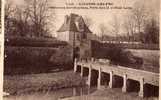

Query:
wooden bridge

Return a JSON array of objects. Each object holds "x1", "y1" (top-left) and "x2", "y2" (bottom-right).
[{"x1": 74, "y1": 58, "x2": 159, "y2": 97}]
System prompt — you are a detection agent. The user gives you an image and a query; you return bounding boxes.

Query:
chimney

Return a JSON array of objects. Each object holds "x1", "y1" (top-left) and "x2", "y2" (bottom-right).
[
  {"x1": 70, "y1": 13, "x2": 79, "y2": 20},
  {"x1": 64, "y1": 15, "x2": 69, "y2": 24}
]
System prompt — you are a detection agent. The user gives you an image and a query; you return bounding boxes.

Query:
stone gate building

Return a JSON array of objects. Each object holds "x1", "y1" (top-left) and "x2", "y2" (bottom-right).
[{"x1": 57, "y1": 13, "x2": 93, "y2": 59}]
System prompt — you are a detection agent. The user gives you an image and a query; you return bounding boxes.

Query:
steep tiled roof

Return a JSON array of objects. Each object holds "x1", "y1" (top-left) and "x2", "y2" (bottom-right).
[
  {"x1": 57, "y1": 14, "x2": 79, "y2": 32},
  {"x1": 57, "y1": 13, "x2": 92, "y2": 33}
]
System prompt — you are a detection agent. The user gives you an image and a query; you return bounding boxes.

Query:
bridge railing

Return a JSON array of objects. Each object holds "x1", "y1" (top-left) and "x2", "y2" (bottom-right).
[
  {"x1": 76, "y1": 58, "x2": 159, "y2": 86},
  {"x1": 74, "y1": 58, "x2": 159, "y2": 97}
]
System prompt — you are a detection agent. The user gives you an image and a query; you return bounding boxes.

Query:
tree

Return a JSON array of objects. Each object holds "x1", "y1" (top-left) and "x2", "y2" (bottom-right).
[
  {"x1": 131, "y1": 2, "x2": 147, "y2": 35},
  {"x1": 144, "y1": 19, "x2": 159, "y2": 44},
  {"x1": 5, "y1": 0, "x2": 55, "y2": 37},
  {"x1": 99, "y1": 23, "x2": 107, "y2": 41},
  {"x1": 26, "y1": 0, "x2": 54, "y2": 37},
  {"x1": 5, "y1": 2, "x2": 33, "y2": 36},
  {"x1": 14, "y1": 6, "x2": 31, "y2": 36},
  {"x1": 123, "y1": 14, "x2": 136, "y2": 42},
  {"x1": 5, "y1": 1, "x2": 14, "y2": 19},
  {"x1": 109, "y1": 15, "x2": 121, "y2": 41},
  {"x1": 5, "y1": 1, "x2": 16, "y2": 35}
]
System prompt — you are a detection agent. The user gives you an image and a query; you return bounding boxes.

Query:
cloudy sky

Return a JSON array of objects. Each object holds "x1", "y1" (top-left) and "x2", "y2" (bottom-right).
[{"x1": 7, "y1": 0, "x2": 160, "y2": 36}]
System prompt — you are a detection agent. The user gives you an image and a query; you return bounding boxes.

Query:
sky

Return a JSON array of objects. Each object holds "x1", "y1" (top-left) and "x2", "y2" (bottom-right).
[{"x1": 7, "y1": 0, "x2": 160, "y2": 37}]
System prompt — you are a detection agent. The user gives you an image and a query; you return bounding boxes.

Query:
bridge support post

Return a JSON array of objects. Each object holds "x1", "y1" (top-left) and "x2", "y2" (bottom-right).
[
  {"x1": 97, "y1": 67, "x2": 101, "y2": 89},
  {"x1": 122, "y1": 74, "x2": 127, "y2": 92},
  {"x1": 74, "y1": 59, "x2": 77, "y2": 72},
  {"x1": 139, "y1": 78, "x2": 144, "y2": 97},
  {"x1": 91, "y1": 58, "x2": 94, "y2": 62},
  {"x1": 72, "y1": 87, "x2": 76, "y2": 96},
  {"x1": 87, "y1": 66, "x2": 92, "y2": 87},
  {"x1": 109, "y1": 71, "x2": 113, "y2": 88},
  {"x1": 80, "y1": 65, "x2": 84, "y2": 77},
  {"x1": 80, "y1": 87, "x2": 83, "y2": 96}
]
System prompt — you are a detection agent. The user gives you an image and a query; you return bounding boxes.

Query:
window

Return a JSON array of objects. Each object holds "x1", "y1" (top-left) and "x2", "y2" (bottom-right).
[
  {"x1": 77, "y1": 34, "x2": 80, "y2": 40},
  {"x1": 82, "y1": 33, "x2": 87, "y2": 39}
]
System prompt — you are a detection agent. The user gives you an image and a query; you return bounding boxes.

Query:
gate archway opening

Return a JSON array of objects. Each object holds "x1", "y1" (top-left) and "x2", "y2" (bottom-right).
[{"x1": 74, "y1": 47, "x2": 80, "y2": 59}]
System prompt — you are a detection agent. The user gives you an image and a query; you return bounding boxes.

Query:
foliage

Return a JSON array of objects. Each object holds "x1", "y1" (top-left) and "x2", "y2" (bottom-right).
[
  {"x1": 91, "y1": 41, "x2": 144, "y2": 67},
  {"x1": 99, "y1": 23, "x2": 107, "y2": 40},
  {"x1": 4, "y1": 71, "x2": 85, "y2": 95},
  {"x1": 5, "y1": 36, "x2": 67, "y2": 47},
  {"x1": 5, "y1": 0, "x2": 55, "y2": 37},
  {"x1": 143, "y1": 19, "x2": 159, "y2": 44},
  {"x1": 105, "y1": 45, "x2": 143, "y2": 68},
  {"x1": 105, "y1": 45, "x2": 129, "y2": 64},
  {"x1": 4, "y1": 46, "x2": 73, "y2": 75},
  {"x1": 5, "y1": 46, "x2": 55, "y2": 74},
  {"x1": 49, "y1": 45, "x2": 73, "y2": 68},
  {"x1": 122, "y1": 1, "x2": 159, "y2": 44}
]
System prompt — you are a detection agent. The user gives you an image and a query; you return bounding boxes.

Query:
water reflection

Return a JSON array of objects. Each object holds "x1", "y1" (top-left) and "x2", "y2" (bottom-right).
[{"x1": 4, "y1": 86, "x2": 97, "y2": 100}]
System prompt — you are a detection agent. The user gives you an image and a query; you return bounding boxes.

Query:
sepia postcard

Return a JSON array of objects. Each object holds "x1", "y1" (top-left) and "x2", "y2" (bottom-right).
[{"x1": 1, "y1": 0, "x2": 160, "y2": 100}]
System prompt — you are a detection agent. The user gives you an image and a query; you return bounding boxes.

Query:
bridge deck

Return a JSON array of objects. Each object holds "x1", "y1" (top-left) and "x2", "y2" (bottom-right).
[{"x1": 77, "y1": 61, "x2": 159, "y2": 86}]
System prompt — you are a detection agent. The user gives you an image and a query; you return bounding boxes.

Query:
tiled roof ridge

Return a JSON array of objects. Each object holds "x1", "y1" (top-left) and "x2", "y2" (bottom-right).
[{"x1": 57, "y1": 13, "x2": 92, "y2": 33}]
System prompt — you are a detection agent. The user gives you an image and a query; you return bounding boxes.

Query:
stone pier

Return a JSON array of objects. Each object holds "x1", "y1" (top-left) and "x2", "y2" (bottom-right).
[
  {"x1": 109, "y1": 71, "x2": 113, "y2": 88},
  {"x1": 80, "y1": 65, "x2": 84, "y2": 77},
  {"x1": 74, "y1": 58, "x2": 159, "y2": 98},
  {"x1": 139, "y1": 78, "x2": 144, "y2": 97},
  {"x1": 87, "y1": 65, "x2": 92, "y2": 87},
  {"x1": 122, "y1": 74, "x2": 127, "y2": 92},
  {"x1": 72, "y1": 88, "x2": 76, "y2": 96},
  {"x1": 74, "y1": 59, "x2": 77, "y2": 73},
  {"x1": 97, "y1": 67, "x2": 101, "y2": 89}
]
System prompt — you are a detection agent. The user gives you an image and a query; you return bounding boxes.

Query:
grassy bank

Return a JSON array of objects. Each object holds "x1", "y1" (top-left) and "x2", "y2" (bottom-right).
[
  {"x1": 4, "y1": 46, "x2": 73, "y2": 75},
  {"x1": 91, "y1": 88, "x2": 158, "y2": 100},
  {"x1": 127, "y1": 49, "x2": 159, "y2": 73},
  {"x1": 3, "y1": 71, "x2": 86, "y2": 95},
  {"x1": 91, "y1": 41, "x2": 159, "y2": 73}
]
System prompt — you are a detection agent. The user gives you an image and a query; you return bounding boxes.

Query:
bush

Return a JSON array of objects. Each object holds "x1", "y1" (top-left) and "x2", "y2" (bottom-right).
[
  {"x1": 104, "y1": 44, "x2": 143, "y2": 68},
  {"x1": 4, "y1": 46, "x2": 73, "y2": 75},
  {"x1": 49, "y1": 45, "x2": 73, "y2": 70},
  {"x1": 5, "y1": 36, "x2": 67, "y2": 47}
]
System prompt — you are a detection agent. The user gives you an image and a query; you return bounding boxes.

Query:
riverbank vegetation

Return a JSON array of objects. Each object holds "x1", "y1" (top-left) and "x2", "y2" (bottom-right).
[{"x1": 4, "y1": 71, "x2": 86, "y2": 95}]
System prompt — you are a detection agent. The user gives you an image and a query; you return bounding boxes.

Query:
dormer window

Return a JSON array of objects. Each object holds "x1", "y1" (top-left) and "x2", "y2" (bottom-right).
[{"x1": 78, "y1": 23, "x2": 84, "y2": 31}]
